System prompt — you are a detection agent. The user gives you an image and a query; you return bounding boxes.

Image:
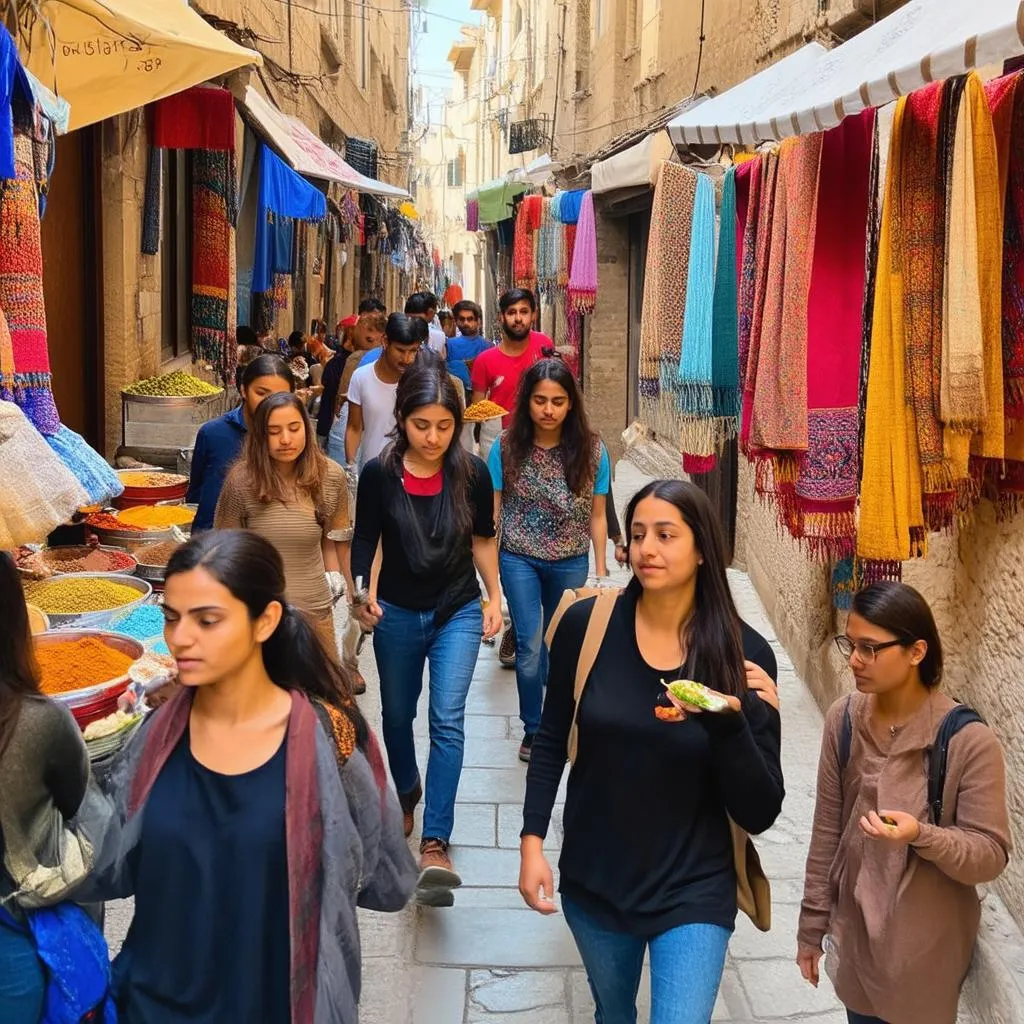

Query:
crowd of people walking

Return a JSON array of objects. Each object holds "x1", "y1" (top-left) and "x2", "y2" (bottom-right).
[{"x1": 0, "y1": 285, "x2": 1012, "y2": 1024}]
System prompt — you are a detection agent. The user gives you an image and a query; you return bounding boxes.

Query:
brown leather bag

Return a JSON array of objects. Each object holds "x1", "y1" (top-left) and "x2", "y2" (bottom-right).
[{"x1": 545, "y1": 587, "x2": 773, "y2": 932}]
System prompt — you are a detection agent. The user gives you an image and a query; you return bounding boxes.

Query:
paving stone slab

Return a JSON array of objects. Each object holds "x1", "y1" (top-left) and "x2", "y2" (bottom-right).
[
  {"x1": 465, "y1": 682, "x2": 524, "y2": 716},
  {"x1": 736, "y1": 958, "x2": 841, "y2": 1017},
  {"x1": 730, "y1": 902, "x2": 802, "y2": 960},
  {"x1": 467, "y1": 969, "x2": 568, "y2": 1013},
  {"x1": 416, "y1": 907, "x2": 582, "y2": 968},
  {"x1": 411, "y1": 966, "x2": 466, "y2": 1024},
  {"x1": 450, "y1": 804, "x2": 498, "y2": 848},
  {"x1": 449, "y1": 846, "x2": 524, "y2": 888},
  {"x1": 451, "y1": 887, "x2": 533, "y2": 910},
  {"x1": 498, "y1": 802, "x2": 563, "y2": 850}
]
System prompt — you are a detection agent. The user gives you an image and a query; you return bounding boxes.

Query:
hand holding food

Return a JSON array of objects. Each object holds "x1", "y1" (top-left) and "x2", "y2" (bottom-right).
[
  {"x1": 661, "y1": 679, "x2": 741, "y2": 715},
  {"x1": 859, "y1": 808, "x2": 920, "y2": 846}
]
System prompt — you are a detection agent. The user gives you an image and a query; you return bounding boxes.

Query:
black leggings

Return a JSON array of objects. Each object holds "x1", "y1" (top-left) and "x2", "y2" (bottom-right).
[{"x1": 847, "y1": 1011, "x2": 887, "y2": 1024}]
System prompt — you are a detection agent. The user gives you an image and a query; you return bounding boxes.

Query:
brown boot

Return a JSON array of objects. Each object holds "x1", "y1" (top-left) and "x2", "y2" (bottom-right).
[
  {"x1": 399, "y1": 780, "x2": 423, "y2": 839},
  {"x1": 417, "y1": 838, "x2": 462, "y2": 899}
]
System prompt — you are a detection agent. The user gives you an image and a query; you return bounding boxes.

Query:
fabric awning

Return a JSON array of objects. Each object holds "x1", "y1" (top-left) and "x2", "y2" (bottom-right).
[
  {"x1": 669, "y1": 0, "x2": 1024, "y2": 146},
  {"x1": 476, "y1": 177, "x2": 528, "y2": 224},
  {"x1": 591, "y1": 129, "x2": 675, "y2": 194},
  {"x1": 17, "y1": 0, "x2": 261, "y2": 132},
  {"x1": 238, "y1": 85, "x2": 408, "y2": 198},
  {"x1": 508, "y1": 153, "x2": 558, "y2": 186},
  {"x1": 668, "y1": 43, "x2": 828, "y2": 146}
]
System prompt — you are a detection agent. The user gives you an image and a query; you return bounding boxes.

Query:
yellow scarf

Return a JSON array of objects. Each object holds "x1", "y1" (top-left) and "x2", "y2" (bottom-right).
[{"x1": 858, "y1": 98, "x2": 927, "y2": 567}]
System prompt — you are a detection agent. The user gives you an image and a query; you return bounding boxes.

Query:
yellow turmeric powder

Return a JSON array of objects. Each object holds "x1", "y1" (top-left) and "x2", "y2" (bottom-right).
[
  {"x1": 116, "y1": 505, "x2": 195, "y2": 529},
  {"x1": 34, "y1": 636, "x2": 134, "y2": 694}
]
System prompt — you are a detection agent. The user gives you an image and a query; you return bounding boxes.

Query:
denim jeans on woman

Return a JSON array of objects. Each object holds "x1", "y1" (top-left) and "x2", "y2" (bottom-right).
[
  {"x1": 562, "y1": 896, "x2": 730, "y2": 1024},
  {"x1": 499, "y1": 550, "x2": 589, "y2": 737},
  {"x1": 0, "y1": 914, "x2": 45, "y2": 1023},
  {"x1": 373, "y1": 598, "x2": 483, "y2": 842}
]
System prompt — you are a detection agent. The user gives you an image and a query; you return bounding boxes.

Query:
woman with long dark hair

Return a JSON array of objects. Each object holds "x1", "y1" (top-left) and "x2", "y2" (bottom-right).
[
  {"x1": 798, "y1": 582, "x2": 1009, "y2": 1024},
  {"x1": 215, "y1": 391, "x2": 359, "y2": 687},
  {"x1": 0, "y1": 553, "x2": 93, "y2": 1020},
  {"x1": 84, "y1": 530, "x2": 416, "y2": 1021},
  {"x1": 488, "y1": 357, "x2": 610, "y2": 762},
  {"x1": 352, "y1": 354, "x2": 502, "y2": 899},
  {"x1": 520, "y1": 480, "x2": 784, "y2": 1023}
]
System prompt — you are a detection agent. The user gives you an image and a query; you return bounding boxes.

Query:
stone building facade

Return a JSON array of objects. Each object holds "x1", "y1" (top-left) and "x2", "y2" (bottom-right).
[{"x1": 46, "y1": 0, "x2": 410, "y2": 456}]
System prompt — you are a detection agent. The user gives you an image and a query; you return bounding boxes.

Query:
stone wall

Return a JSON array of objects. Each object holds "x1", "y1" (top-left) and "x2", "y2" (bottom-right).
[{"x1": 582, "y1": 215, "x2": 630, "y2": 465}]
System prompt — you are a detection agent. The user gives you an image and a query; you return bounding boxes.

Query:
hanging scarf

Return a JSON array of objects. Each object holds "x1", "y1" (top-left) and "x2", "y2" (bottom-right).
[
  {"x1": 942, "y1": 73, "x2": 991, "y2": 437},
  {"x1": 900, "y1": 82, "x2": 955, "y2": 531},
  {"x1": 857, "y1": 97, "x2": 927, "y2": 574},
  {"x1": 638, "y1": 163, "x2": 697, "y2": 435},
  {"x1": 740, "y1": 153, "x2": 778, "y2": 453},
  {"x1": 141, "y1": 145, "x2": 162, "y2": 255},
  {"x1": 152, "y1": 86, "x2": 235, "y2": 151},
  {"x1": 568, "y1": 191, "x2": 598, "y2": 314},
  {"x1": 747, "y1": 137, "x2": 820, "y2": 525},
  {"x1": 797, "y1": 108, "x2": 875, "y2": 560},
  {"x1": 712, "y1": 167, "x2": 740, "y2": 429},
  {"x1": 536, "y1": 197, "x2": 561, "y2": 301},
  {"x1": 513, "y1": 194, "x2": 541, "y2": 289},
  {"x1": 1000, "y1": 81, "x2": 1024, "y2": 418},
  {"x1": 736, "y1": 157, "x2": 762, "y2": 419},
  {"x1": 677, "y1": 173, "x2": 716, "y2": 468}
]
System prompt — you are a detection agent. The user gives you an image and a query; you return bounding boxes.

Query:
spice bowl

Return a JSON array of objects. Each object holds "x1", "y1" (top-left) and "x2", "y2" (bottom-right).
[
  {"x1": 25, "y1": 574, "x2": 153, "y2": 631},
  {"x1": 87, "y1": 522, "x2": 176, "y2": 554},
  {"x1": 33, "y1": 629, "x2": 144, "y2": 706},
  {"x1": 42, "y1": 545, "x2": 139, "y2": 578}
]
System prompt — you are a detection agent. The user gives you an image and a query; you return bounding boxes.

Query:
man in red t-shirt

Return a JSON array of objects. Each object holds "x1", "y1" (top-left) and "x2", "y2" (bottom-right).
[{"x1": 470, "y1": 288, "x2": 552, "y2": 452}]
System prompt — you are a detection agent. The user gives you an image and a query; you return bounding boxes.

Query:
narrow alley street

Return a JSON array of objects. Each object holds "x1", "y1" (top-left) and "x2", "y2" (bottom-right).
[{"x1": 105, "y1": 463, "x2": 847, "y2": 1024}]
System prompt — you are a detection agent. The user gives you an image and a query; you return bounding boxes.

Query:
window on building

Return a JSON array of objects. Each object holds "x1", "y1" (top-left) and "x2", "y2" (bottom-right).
[
  {"x1": 446, "y1": 150, "x2": 465, "y2": 188},
  {"x1": 160, "y1": 149, "x2": 192, "y2": 364}
]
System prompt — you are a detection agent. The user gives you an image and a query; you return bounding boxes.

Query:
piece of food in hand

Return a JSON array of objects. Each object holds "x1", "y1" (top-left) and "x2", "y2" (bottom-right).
[
  {"x1": 463, "y1": 399, "x2": 508, "y2": 423},
  {"x1": 654, "y1": 705, "x2": 684, "y2": 722},
  {"x1": 663, "y1": 679, "x2": 731, "y2": 713},
  {"x1": 879, "y1": 814, "x2": 898, "y2": 827}
]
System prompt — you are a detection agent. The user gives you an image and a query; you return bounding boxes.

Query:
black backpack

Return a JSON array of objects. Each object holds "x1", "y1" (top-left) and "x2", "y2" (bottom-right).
[{"x1": 838, "y1": 696, "x2": 984, "y2": 825}]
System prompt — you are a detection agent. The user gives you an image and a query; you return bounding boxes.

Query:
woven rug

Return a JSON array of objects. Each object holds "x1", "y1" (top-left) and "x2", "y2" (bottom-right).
[
  {"x1": 191, "y1": 149, "x2": 232, "y2": 380},
  {"x1": 0, "y1": 131, "x2": 58, "y2": 434}
]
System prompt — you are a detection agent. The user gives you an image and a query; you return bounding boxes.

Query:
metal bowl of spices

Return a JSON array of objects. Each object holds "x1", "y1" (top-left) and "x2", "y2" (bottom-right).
[
  {"x1": 132, "y1": 540, "x2": 182, "y2": 584},
  {"x1": 41, "y1": 545, "x2": 139, "y2": 578},
  {"x1": 85, "y1": 510, "x2": 176, "y2": 554},
  {"x1": 23, "y1": 574, "x2": 153, "y2": 631}
]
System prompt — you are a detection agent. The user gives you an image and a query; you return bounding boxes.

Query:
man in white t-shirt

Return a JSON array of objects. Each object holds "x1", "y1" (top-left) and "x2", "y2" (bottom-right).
[{"x1": 345, "y1": 313, "x2": 425, "y2": 470}]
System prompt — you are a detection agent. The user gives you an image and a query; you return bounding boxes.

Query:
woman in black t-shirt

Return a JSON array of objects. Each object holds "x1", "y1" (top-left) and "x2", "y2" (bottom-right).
[
  {"x1": 520, "y1": 480, "x2": 784, "y2": 1024},
  {"x1": 352, "y1": 357, "x2": 502, "y2": 901}
]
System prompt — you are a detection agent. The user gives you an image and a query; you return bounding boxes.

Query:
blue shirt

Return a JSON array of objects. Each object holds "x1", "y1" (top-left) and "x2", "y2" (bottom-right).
[
  {"x1": 185, "y1": 406, "x2": 247, "y2": 531},
  {"x1": 446, "y1": 335, "x2": 492, "y2": 364},
  {"x1": 359, "y1": 348, "x2": 382, "y2": 368}
]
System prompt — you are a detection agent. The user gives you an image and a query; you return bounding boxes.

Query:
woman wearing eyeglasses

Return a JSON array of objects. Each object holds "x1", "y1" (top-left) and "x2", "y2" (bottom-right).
[{"x1": 798, "y1": 582, "x2": 1010, "y2": 1024}]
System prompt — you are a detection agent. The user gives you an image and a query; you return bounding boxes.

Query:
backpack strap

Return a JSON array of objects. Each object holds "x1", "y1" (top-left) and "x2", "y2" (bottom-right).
[
  {"x1": 562, "y1": 589, "x2": 620, "y2": 765},
  {"x1": 838, "y1": 694, "x2": 854, "y2": 774},
  {"x1": 928, "y1": 704, "x2": 984, "y2": 825}
]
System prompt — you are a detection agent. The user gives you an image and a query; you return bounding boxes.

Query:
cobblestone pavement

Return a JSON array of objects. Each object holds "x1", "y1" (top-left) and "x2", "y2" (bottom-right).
[{"x1": 105, "y1": 461, "x2": 847, "y2": 1023}]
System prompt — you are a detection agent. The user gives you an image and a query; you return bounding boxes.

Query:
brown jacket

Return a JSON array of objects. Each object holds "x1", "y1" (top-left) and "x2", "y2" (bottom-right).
[{"x1": 798, "y1": 692, "x2": 1010, "y2": 1024}]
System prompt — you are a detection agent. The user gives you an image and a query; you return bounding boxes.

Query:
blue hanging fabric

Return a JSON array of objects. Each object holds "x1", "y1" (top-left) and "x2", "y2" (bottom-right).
[
  {"x1": 0, "y1": 25, "x2": 32, "y2": 180},
  {"x1": 552, "y1": 188, "x2": 587, "y2": 225}
]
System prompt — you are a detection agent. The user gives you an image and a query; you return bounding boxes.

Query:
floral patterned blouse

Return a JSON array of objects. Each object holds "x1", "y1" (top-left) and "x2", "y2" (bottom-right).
[{"x1": 488, "y1": 436, "x2": 610, "y2": 561}]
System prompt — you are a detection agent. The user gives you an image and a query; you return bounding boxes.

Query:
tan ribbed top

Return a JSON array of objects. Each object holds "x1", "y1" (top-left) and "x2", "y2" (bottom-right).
[{"x1": 214, "y1": 460, "x2": 350, "y2": 616}]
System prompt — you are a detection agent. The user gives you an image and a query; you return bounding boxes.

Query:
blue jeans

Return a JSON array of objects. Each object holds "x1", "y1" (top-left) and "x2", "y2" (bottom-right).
[
  {"x1": 373, "y1": 598, "x2": 482, "y2": 842},
  {"x1": 499, "y1": 550, "x2": 589, "y2": 736},
  {"x1": 563, "y1": 897, "x2": 730, "y2": 1024},
  {"x1": 0, "y1": 916, "x2": 45, "y2": 1023}
]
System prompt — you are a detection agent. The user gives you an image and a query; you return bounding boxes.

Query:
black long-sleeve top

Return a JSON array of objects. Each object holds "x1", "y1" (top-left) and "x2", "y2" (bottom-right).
[
  {"x1": 351, "y1": 455, "x2": 495, "y2": 627},
  {"x1": 522, "y1": 587, "x2": 784, "y2": 936}
]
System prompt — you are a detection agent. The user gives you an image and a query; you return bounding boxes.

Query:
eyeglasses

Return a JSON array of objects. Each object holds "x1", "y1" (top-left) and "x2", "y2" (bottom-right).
[{"x1": 834, "y1": 636, "x2": 908, "y2": 663}]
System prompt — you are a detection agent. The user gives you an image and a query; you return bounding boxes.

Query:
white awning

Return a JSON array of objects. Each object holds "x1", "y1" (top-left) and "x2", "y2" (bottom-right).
[
  {"x1": 668, "y1": 43, "x2": 828, "y2": 146},
  {"x1": 238, "y1": 86, "x2": 409, "y2": 198},
  {"x1": 669, "y1": 0, "x2": 1024, "y2": 146},
  {"x1": 591, "y1": 129, "x2": 675, "y2": 194},
  {"x1": 508, "y1": 153, "x2": 558, "y2": 185}
]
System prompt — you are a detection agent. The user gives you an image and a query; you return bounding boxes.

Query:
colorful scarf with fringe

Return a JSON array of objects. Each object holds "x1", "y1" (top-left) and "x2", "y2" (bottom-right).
[
  {"x1": 568, "y1": 191, "x2": 598, "y2": 313},
  {"x1": 514, "y1": 195, "x2": 542, "y2": 291},
  {"x1": 796, "y1": 108, "x2": 875, "y2": 560},
  {"x1": 737, "y1": 156, "x2": 763, "y2": 433},
  {"x1": 638, "y1": 162, "x2": 696, "y2": 435},
  {"x1": 901, "y1": 81, "x2": 955, "y2": 531},
  {"x1": 857, "y1": 96, "x2": 927, "y2": 574},
  {"x1": 748, "y1": 135, "x2": 821, "y2": 525},
  {"x1": 678, "y1": 172, "x2": 717, "y2": 471},
  {"x1": 711, "y1": 168, "x2": 740, "y2": 431}
]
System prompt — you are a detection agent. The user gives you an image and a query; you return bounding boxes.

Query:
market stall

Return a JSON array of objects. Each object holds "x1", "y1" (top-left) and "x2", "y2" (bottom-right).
[{"x1": 629, "y1": 0, "x2": 1024, "y2": 605}]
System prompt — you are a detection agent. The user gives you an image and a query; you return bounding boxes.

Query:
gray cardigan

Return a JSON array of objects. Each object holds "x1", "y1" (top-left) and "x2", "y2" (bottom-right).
[{"x1": 0, "y1": 696, "x2": 90, "y2": 911}]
